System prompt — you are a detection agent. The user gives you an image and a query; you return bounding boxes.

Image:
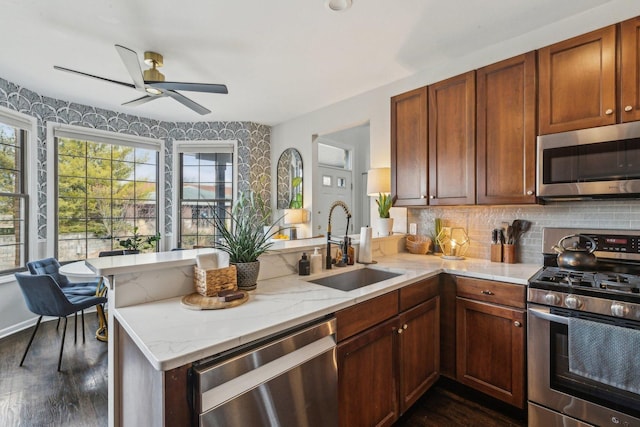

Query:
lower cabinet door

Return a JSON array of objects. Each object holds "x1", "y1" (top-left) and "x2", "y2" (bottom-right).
[
  {"x1": 456, "y1": 297, "x2": 525, "y2": 408},
  {"x1": 398, "y1": 296, "x2": 440, "y2": 414},
  {"x1": 337, "y1": 317, "x2": 398, "y2": 427}
]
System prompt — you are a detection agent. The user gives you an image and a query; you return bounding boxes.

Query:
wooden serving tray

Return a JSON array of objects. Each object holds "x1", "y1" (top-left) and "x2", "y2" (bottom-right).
[{"x1": 181, "y1": 291, "x2": 249, "y2": 310}]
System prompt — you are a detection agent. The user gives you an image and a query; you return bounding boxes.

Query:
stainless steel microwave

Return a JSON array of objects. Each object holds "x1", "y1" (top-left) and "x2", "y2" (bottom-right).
[{"x1": 537, "y1": 121, "x2": 640, "y2": 200}]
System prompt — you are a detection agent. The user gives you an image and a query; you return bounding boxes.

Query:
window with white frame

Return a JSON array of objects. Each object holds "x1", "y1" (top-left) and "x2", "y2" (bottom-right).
[
  {"x1": 174, "y1": 141, "x2": 236, "y2": 249},
  {"x1": 0, "y1": 109, "x2": 32, "y2": 274},
  {"x1": 53, "y1": 126, "x2": 161, "y2": 261}
]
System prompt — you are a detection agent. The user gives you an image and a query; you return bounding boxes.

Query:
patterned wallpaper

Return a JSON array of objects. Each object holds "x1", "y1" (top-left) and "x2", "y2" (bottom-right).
[{"x1": 0, "y1": 77, "x2": 271, "y2": 239}]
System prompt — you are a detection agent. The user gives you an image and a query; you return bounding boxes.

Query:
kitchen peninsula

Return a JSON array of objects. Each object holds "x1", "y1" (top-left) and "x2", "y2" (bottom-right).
[{"x1": 88, "y1": 236, "x2": 539, "y2": 427}]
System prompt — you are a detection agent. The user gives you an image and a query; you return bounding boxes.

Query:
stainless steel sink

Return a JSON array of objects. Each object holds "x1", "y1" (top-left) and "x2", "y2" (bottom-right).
[{"x1": 308, "y1": 268, "x2": 401, "y2": 292}]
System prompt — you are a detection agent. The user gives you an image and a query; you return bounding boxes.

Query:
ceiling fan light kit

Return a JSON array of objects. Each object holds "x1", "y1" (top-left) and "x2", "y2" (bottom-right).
[{"x1": 53, "y1": 45, "x2": 228, "y2": 115}]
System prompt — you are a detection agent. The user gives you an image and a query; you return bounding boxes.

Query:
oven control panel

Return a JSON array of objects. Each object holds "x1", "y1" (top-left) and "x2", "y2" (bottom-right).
[{"x1": 587, "y1": 234, "x2": 640, "y2": 254}]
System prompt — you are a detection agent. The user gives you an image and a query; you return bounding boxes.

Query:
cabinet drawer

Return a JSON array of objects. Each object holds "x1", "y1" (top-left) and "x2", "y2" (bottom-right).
[
  {"x1": 336, "y1": 291, "x2": 399, "y2": 342},
  {"x1": 399, "y1": 276, "x2": 439, "y2": 312},
  {"x1": 456, "y1": 277, "x2": 525, "y2": 308}
]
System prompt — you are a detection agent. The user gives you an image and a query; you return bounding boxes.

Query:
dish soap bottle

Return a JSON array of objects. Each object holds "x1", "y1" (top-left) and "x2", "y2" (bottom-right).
[
  {"x1": 347, "y1": 238, "x2": 355, "y2": 265},
  {"x1": 298, "y1": 252, "x2": 310, "y2": 276},
  {"x1": 310, "y1": 247, "x2": 322, "y2": 274}
]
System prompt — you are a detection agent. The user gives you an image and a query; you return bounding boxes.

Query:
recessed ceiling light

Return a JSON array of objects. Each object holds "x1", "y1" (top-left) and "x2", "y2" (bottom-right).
[{"x1": 325, "y1": 0, "x2": 353, "y2": 12}]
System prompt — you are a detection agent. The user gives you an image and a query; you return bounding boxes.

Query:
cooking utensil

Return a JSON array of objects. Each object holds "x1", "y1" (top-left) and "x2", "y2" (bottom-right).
[{"x1": 555, "y1": 234, "x2": 597, "y2": 270}]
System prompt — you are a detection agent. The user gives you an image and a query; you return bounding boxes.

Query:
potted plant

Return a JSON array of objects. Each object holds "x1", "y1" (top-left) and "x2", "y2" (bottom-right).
[
  {"x1": 211, "y1": 191, "x2": 282, "y2": 290},
  {"x1": 374, "y1": 193, "x2": 394, "y2": 236},
  {"x1": 118, "y1": 225, "x2": 161, "y2": 253}
]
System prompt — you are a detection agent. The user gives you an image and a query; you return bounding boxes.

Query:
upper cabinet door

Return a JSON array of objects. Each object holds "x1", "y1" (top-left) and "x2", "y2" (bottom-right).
[
  {"x1": 391, "y1": 87, "x2": 428, "y2": 206},
  {"x1": 476, "y1": 52, "x2": 537, "y2": 205},
  {"x1": 428, "y1": 71, "x2": 476, "y2": 205},
  {"x1": 621, "y1": 17, "x2": 640, "y2": 123},
  {"x1": 538, "y1": 25, "x2": 617, "y2": 134}
]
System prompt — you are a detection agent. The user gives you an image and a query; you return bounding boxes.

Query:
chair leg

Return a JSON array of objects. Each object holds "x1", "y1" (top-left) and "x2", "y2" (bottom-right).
[
  {"x1": 58, "y1": 316, "x2": 68, "y2": 372},
  {"x1": 81, "y1": 310, "x2": 85, "y2": 343},
  {"x1": 20, "y1": 316, "x2": 43, "y2": 367},
  {"x1": 74, "y1": 311, "x2": 78, "y2": 344},
  {"x1": 56, "y1": 317, "x2": 60, "y2": 330}
]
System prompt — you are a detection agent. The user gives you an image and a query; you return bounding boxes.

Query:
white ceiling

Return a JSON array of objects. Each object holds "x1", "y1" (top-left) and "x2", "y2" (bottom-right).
[{"x1": 0, "y1": 0, "x2": 618, "y2": 125}]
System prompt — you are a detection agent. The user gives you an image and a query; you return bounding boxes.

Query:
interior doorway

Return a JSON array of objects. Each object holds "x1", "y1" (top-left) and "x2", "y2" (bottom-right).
[{"x1": 312, "y1": 122, "x2": 370, "y2": 237}]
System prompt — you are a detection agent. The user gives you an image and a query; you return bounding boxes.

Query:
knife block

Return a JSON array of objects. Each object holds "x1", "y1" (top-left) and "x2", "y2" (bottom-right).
[{"x1": 490, "y1": 244, "x2": 503, "y2": 262}]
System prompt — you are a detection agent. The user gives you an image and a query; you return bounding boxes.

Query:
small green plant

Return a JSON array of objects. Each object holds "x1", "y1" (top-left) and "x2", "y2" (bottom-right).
[
  {"x1": 118, "y1": 226, "x2": 161, "y2": 251},
  {"x1": 211, "y1": 191, "x2": 283, "y2": 263},
  {"x1": 375, "y1": 193, "x2": 392, "y2": 218}
]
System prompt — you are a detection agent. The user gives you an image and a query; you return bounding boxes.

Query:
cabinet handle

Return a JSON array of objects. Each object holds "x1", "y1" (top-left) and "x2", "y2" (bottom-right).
[
  {"x1": 625, "y1": 105, "x2": 633, "y2": 112},
  {"x1": 402, "y1": 324, "x2": 408, "y2": 330},
  {"x1": 429, "y1": 195, "x2": 435, "y2": 199},
  {"x1": 481, "y1": 290, "x2": 494, "y2": 295},
  {"x1": 397, "y1": 328, "x2": 403, "y2": 334},
  {"x1": 605, "y1": 108, "x2": 614, "y2": 115},
  {"x1": 514, "y1": 321, "x2": 522, "y2": 327},
  {"x1": 526, "y1": 190, "x2": 533, "y2": 196},
  {"x1": 421, "y1": 195, "x2": 427, "y2": 199}
]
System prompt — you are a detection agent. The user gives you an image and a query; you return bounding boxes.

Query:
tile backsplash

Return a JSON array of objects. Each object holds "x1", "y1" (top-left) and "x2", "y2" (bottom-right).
[{"x1": 408, "y1": 200, "x2": 640, "y2": 265}]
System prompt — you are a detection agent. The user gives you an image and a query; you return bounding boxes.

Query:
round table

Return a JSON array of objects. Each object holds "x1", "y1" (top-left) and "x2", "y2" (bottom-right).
[
  {"x1": 59, "y1": 261, "x2": 108, "y2": 342},
  {"x1": 59, "y1": 260, "x2": 99, "y2": 283}
]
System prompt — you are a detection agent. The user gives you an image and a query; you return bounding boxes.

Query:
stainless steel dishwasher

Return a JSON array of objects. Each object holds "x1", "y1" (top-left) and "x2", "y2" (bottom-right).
[{"x1": 191, "y1": 317, "x2": 337, "y2": 427}]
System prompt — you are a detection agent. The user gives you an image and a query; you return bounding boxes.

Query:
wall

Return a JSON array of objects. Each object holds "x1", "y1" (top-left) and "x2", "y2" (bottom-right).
[
  {"x1": 0, "y1": 77, "x2": 271, "y2": 336},
  {"x1": 271, "y1": 0, "x2": 640, "y2": 259}
]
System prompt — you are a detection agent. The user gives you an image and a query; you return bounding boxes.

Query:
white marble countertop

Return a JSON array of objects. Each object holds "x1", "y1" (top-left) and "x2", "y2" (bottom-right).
[{"x1": 113, "y1": 252, "x2": 540, "y2": 371}]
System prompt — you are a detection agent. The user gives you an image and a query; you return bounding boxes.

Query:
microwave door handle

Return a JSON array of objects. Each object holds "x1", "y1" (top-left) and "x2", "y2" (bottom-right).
[{"x1": 529, "y1": 306, "x2": 569, "y2": 325}]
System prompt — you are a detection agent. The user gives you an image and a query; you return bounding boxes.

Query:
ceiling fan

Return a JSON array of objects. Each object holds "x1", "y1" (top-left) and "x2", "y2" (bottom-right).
[{"x1": 54, "y1": 45, "x2": 228, "y2": 115}]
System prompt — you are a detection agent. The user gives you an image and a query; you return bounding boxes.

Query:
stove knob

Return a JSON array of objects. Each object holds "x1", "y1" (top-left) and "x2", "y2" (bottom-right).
[
  {"x1": 565, "y1": 295, "x2": 582, "y2": 309},
  {"x1": 544, "y1": 293, "x2": 560, "y2": 305},
  {"x1": 611, "y1": 302, "x2": 628, "y2": 318}
]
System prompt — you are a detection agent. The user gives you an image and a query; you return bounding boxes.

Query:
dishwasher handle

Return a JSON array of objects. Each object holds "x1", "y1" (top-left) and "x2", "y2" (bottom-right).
[{"x1": 199, "y1": 335, "x2": 336, "y2": 413}]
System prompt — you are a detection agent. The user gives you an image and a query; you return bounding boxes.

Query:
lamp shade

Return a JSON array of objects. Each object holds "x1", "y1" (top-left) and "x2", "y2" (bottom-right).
[
  {"x1": 284, "y1": 208, "x2": 306, "y2": 225},
  {"x1": 367, "y1": 167, "x2": 391, "y2": 196}
]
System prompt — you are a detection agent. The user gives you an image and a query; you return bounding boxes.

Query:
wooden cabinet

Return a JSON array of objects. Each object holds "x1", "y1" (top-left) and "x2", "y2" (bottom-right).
[
  {"x1": 397, "y1": 295, "x2": 439, "y2": 413},
  {"x1": 391, "y1": 87, "x2": 428, "y2": 206},
  {"x1": 455, "y1": 277, "x2": 526, "y2": 408},
  {"x1": 621, "y1": 16, "x2": 640, "y2": 123},
  {"x1": 538, "y1": 25, "x2": 617, "y2": 134},
  {"x1": 476, "y1": 52, "x2": 537, "y2": 204},
  {"x1": 338, "y1": 317, "x2": 398, "y2": 427},
  {"x1": 428, "y1": 71, "x2": 476, "y2": 205},
  {"x1": 336, "y1": 277, "x2": 440, "y2": 426}
]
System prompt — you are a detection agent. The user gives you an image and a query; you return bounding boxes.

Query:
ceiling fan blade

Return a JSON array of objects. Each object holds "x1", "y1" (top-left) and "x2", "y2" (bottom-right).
[
  {"x1": 53, "y1": 66, "x2": 135, "y2": 89},
  {"x1": 115, "y1": 44, "x2": 146, "y2": 90},
  {"x1": 121, "y1": 95, "x2": 160, "y2": 107},
  {"x1": 165, "y1": 90, "x2": 211, "y2": 115},
  {"x1": 146, "y1": 81, "x2": 228, "y2": 94}
]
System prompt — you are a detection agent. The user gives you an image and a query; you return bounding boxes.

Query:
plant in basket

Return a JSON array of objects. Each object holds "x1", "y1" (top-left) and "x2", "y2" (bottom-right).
[{"x1": 210, "y1": 191, "x2": 284, "y2": 290}]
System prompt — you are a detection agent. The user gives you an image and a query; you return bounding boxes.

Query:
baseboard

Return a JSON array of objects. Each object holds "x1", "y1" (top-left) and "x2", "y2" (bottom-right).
[{"x1": 0, "y1": 307, "x2": 98, "y2": 340}]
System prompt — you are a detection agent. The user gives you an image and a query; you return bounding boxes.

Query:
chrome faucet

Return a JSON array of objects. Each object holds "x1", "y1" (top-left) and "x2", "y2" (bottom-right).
[{"x1": 326, "y1": 200, "x2": 352, "y2": 270}]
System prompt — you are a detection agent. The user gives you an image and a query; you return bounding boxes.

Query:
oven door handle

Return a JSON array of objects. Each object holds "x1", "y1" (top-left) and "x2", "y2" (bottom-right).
[{"x1": 529, "y1": 306, "x2": 569, "y2": 325}]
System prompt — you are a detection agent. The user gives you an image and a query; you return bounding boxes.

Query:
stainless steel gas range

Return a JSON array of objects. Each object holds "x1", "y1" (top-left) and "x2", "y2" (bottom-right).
[{"x1": 528, "y1": 228, "x2": 640, "y2": 427}]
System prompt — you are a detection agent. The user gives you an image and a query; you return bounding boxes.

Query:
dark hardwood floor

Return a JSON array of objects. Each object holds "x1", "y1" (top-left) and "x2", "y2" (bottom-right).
[
  {"x1": 1, "y1": 317, "x2": 525, "y2": 427},
  {"x1": 0, "y1": 314, "x2": 108, "y2": 427},
  {"x1": 396, "y1": 377, "x2": 527, "y2": 427}
]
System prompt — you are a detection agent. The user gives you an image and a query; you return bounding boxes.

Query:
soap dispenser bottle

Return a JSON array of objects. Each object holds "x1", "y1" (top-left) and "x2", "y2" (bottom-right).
[
  {"x1": 347, "y1": 238, "x2": 355, "y2": 265},
  {"x1": 298, "y1": 252, "x2": 310, "y2": 276},
  {"x1": 310, "y1": 247, "x2": 322, "y2": 274}
]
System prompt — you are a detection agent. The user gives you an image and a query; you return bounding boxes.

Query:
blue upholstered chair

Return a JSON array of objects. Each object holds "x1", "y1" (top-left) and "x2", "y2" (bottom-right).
[
  {"x1": 27, "y1": 258, "x2": 98, "y2": 296},
  {"x1": 15, "y1": 273, "x2": 108, "y2": 371}
]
